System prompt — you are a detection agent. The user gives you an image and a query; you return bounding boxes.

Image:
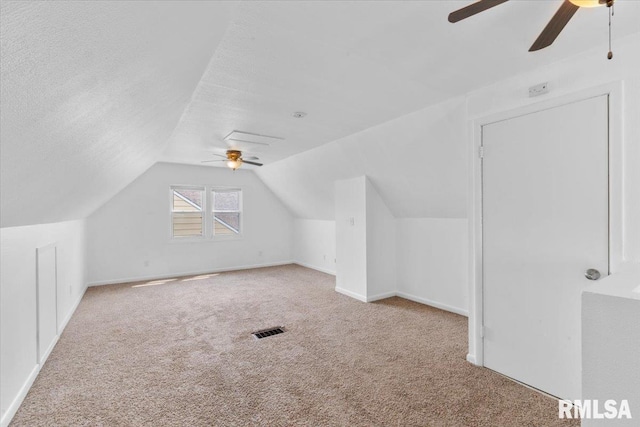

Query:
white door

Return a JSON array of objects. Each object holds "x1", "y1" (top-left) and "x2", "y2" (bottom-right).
[
  {"x1": 36, "y1": 244, "x2": 58, "y2": 364},
  {"x1": 482, "y1": 95, "x2": 609, "y2": 400}
]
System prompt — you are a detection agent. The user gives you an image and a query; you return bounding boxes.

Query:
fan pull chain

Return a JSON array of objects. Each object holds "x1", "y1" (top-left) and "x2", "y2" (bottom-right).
[{"x1": 607, "y1": 1, "x2": 614, "y2": 60}]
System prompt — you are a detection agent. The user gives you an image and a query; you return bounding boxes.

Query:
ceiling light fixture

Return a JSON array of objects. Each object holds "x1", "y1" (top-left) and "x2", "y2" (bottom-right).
[
  {"x1": 292, "y1": 112, "x2": 307, "y2": 119},
  {"x1": 568, "y1": 0, "x2": 605, "y2": 7},
  {"x1": 225, "y1": 150, "x2": 243, "y2": 170},
  {"x1": 227, "y1": 159, "x2": 242, "y2": 170},
  {"x1": 201, "y1": 149, "x2": 263, "y2": 169}
]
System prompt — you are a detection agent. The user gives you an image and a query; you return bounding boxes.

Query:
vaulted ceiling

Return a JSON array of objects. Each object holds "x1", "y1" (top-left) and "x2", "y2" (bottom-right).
[
  {"x1": 2, "y1": 1, "x2": 639, "y2": 227},
  {"x1": 162, "y1": 0, "x2": 640, "y2": 166},
  {"x1": 0, "y1": 1, "x2": 232, "y2": 227}
]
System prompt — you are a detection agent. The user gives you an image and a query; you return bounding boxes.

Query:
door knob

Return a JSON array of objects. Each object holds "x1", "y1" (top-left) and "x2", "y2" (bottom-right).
[{"x1": 585, "y1": 269, "x2": 601, "y2": 281}]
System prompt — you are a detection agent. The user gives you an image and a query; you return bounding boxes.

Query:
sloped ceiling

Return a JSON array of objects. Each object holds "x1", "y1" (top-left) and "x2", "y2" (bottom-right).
[
  {"x1": 0, "y1": 1, "x2": 232, "y2": 227},
  {"x1": 162, "y1": 0, "x2": 640, "y2": 167},
  {"x1": 255, "y1": 96, "x2": 469, "y2": 220},
  {"x1": 2, "y1": 1, "x2": 639, "y2": 227}
]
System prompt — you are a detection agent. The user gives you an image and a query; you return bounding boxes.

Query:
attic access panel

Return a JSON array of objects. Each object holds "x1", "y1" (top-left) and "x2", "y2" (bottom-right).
[{"x1": 224, "y1": 130, "x2": 284, "y2": 153}]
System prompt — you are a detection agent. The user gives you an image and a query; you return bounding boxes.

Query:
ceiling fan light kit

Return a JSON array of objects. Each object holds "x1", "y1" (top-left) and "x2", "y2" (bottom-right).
[
  {"x1": 568, "y1": 0, "x2": 606, "y2": 7},
  {"x1": 227, "y1": 160, "x2": 242, "y2": 170},
  {"x1": 448, "y1": 0, "x2": 616, "y2": 59},
  {"x1": 201, "y1": 149, "x2": 264, "y2": 170}
]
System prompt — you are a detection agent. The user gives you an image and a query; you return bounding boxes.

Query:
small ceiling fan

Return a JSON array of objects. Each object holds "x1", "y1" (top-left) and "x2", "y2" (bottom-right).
[
  {"x1": 201, "y1": 150, "x2": 263, "y2": 170},
  {"x1": 448, "y1": 0, "x2": 615, "y2": 57}
]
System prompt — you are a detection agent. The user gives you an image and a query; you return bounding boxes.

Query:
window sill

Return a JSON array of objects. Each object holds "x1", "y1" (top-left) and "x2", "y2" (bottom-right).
[{"x1": 169, "y1": 235, "x2": 243, "y2": 244}]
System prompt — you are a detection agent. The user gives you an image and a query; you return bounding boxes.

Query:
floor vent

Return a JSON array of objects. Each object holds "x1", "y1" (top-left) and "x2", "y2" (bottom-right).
[{"x1": 252, "y1": 327, "x2": 285, "y2": 339}]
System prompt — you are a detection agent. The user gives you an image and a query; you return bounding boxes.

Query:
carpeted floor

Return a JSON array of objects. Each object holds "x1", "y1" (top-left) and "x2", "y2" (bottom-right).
[{"x1": 11, "y1": 264, "x2": 578, "y2": 426}]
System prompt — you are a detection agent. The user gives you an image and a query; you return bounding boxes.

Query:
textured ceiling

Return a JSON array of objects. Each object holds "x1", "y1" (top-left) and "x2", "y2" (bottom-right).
[
  {"x1": 2, "y1": 1, "x2": 639, "y2": 227},
  {"x1": 162, "y1": 0, "x2": 640, "y2": 167},
  {"x1": 0, "y1": 1, "x2": 232, "y2": 227}
]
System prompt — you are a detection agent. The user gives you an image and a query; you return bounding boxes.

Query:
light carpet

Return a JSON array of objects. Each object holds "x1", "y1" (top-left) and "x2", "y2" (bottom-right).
[{"x1": 11, "y1": 264, "x2": 578, "y2": 426}]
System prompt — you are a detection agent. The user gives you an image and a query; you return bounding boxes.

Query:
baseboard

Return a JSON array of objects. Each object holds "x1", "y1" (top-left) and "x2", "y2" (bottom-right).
[
  {"x1": 293, "y1": 261, "x2": 336, "y2": 276},
  {"x1": 58, "y1": 285, "x2": 87, "y2": 332},
  {"x1": 366, "y1": 291, "x2": 396, "y2": 302},
  {"x1": 333, "y1": 288, "x2": 469, "y2": 316},
  {"x1": 3, "y1": 284, "x2": 87, "y2": 427},
  {"x1": 1, "y1": 364, "x2": 39, "y2": 427},
  {"x1": 87, "y1": 261, "x2": 295, "y2": 287},
  {"x1": 335, "y1": 286, "x2": 368, "y2": 302},
  {"x1": 39, "y1": 335, "x2": 59, "y2": 366},
  {"x1": 395, "y1": 291, "x2": 469, "y2": 317},
  {"x1": 466, "y1": 353, "x2": 479, "y2": 365}
]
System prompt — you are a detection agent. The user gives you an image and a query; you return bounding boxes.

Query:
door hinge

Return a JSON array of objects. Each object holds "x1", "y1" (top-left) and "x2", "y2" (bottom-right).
[
  {"x1": 480, "y1": 326, "x2": 485, "y2": 338},
  {"x1": 478, "y1": 146, "x2": 484, "y2": 159}
]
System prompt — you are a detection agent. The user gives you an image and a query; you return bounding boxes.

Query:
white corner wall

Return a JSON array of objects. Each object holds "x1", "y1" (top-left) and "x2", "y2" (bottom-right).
[
  {"x1": 366, "y1": 179, "x2": 396, "y2": 300},
  {"x1": 335, "y1": 176, "x2": 368, "y2": 300},
  {"x1": 86, "y1": 162, "x2": 293, "y2": 285},
  {"x1": 396, "y1": 218, "x2": 468, "y2": 316},
  {"x1": 334, "y1": 176, "x2": 397, "y2": 302},
  {"x1": 256, "y1": 85, "x2": 470, "y2": 313},
  {"x1": 293, "y1": 219, "x2": 336, "y2": 275},
  {"x1": 1, "y1": 219, "x2": 87, "y2": 426}
]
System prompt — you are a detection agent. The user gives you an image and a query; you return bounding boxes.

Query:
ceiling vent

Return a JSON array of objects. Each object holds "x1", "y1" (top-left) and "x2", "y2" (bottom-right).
[{"x1": 224, "y1": 130, "x2": 284, "y2": 147}]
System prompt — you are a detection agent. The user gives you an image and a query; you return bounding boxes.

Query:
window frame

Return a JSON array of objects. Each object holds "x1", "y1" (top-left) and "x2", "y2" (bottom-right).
[
  {"x1": 211, "y1": 187, "x2": 243, "y2": 239},
  {"x1": 170, "y1": 185, "x2": 206, "y2": 241},
  {"x1": 169, "y1": 185, "x2": 243, "y2": 242}
]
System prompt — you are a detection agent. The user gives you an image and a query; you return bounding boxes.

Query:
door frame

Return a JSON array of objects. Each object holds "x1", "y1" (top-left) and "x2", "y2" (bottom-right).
[{"x1": 467, "y1": 82, "x2": 624, "y2": 366}]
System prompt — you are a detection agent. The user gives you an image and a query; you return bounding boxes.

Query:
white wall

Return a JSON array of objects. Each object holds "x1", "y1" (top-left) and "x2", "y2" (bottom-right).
[
  {"x1": 335, "y1": 176, "x2": 367, "y2": 300},
  {"x1": 292, "y1": 219, "x2": 336, "y2": 275},
  {"x1": 254, "y1": 81, "x2": 470, "y2": 312},
  {"x1": 0, "y1": 219, "x2": 87, "y2": 426},
  {"x1": 86, "y1": 162, "x2": 293, "y2": 285},
  {"x1": 467, "y1": 34, "x2": 640, "y2": 262},
  {"x1": 465, "y1": 33, "x2": 640, "y2": 365},
  {"x1": 258, "y1": 36, "x2": 640, "y2": 329},
  {"x1": 397, "y1": 218, "x2": 468, "y2": 316},
  {"x1": 256, "y1": 95, "x2": 468, "y2": 220},
  {"x1": 366, "y1": 180, "x2": 396, "y2": 300},
  {"x1": 583, "y1": 292, "x2": 640, "y2": 426},
  {"x1": 334, "y1": 176, "x2": 398, "y2": 302}
]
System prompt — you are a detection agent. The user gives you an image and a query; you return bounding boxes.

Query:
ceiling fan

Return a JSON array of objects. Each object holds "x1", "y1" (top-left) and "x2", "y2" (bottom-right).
[
  {"x1": 448, "y1": 0, "x2": 615, "y2": 57},
  {"x1": 201, "y1": 150, "x2": 263, "y2": 170}
]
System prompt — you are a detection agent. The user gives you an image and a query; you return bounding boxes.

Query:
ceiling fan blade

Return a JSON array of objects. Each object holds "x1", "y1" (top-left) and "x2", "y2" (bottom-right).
[
  {"x1": 529, "y1": 0, "x2": 580, "y2": 52},
  {"x1": 241, "y1": 160, "x2": 263, "y2": 167},
  {"x1": 243, "y1": 156, "x2": 260, "y2": 160},
  {"x1": 201, "y1": 159, "x2": 226, "y2": 163},
  {"x1": 448, "y1": 0, "x2": 510, "y2": 23},
  {"x1": 209, "y1": 153, "x2": 227, "y2": 158}
]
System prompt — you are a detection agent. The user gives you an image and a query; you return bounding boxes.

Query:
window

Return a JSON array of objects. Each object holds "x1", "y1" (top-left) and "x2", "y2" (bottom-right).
[
  {"x1": 171, "y1": 186, "x2": 204, "y2": 238},
  {"x1": 212, "y1": 189, "x2": 242, "y2": 235},
  {"x1": 170, "y1": 186, "x2": 242, "y2": 240}
]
